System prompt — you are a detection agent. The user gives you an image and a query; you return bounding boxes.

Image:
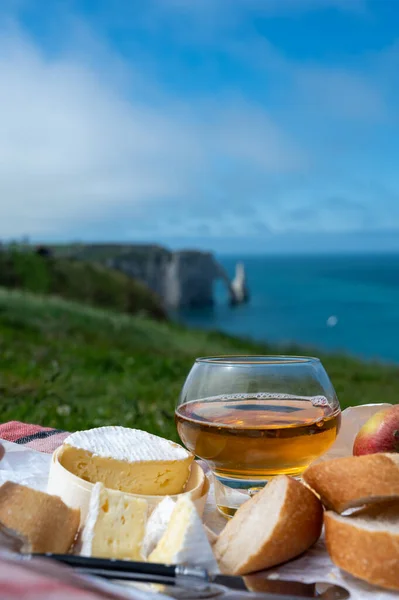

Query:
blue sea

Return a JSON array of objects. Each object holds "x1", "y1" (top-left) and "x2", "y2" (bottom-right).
[{"x1": 177, "y1": 253, "x2": 399, "y2": 364}]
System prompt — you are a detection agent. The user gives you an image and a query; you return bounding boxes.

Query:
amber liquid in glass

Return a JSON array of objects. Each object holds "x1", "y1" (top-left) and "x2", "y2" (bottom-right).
[{"x1": 176, "y1": 396, "x2": 340, "y2": 480}]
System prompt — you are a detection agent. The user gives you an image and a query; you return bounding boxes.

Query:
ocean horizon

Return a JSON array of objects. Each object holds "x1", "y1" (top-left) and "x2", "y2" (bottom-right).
[{"x1": 176, "y1": 252, "x2": 399, "y2": 364}]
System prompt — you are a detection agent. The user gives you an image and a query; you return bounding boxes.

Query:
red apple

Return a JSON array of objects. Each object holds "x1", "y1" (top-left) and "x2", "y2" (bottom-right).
[{"x1": 353, "y1": 405, "x2": 399, "y2": 456}]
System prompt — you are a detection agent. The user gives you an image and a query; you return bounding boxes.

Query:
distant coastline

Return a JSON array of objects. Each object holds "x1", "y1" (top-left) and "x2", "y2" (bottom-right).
[
  {"x1": 50, "y1": 243, "x2": 249, "y2": 309},
  {"x1": 176, "y1": 252, "x2": 399, "y2": 364}
]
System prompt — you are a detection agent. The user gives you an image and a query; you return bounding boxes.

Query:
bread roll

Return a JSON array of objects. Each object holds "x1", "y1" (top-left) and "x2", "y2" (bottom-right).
[
  {"x1": 213, "y1": 475, "x2": 323, "y2": 575},
  {"x1": 0, "y1": 481, "x2": 80, "y2": 553},
  {"x1": 325, "y1": 502, "x2": 399, "y2": 591},
  {"x1": 303, "y1": 453, "x2": 399, "y2": 513}
]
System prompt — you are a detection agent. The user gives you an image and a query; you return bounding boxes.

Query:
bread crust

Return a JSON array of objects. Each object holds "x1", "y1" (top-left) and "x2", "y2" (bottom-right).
[
  {"x1": 213, "y1": 475, "x2": 323, "y2": 575},
  {"x1": 0, "y1": 481, "x2": 80, "y2": 553},
  {"x1": 303, "y1": 453, "x2": 399, "y2": 513},
  {"x1": 325, "y1": 507, "x2": 399, "y2": 591}
]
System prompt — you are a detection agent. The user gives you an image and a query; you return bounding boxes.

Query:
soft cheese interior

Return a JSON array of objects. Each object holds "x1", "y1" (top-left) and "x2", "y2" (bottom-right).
[
  {"x1": 81, "y1": 483, "x2": 148, "y2": 560},
  {"x1": 58, "y1": 426, "x2": 218, "y2": 572},
  {"x1": 80, "y1": 487, "x2": 219, "y2": 573},
  {"x1": 149, "y1": 496, "x2": 219, "y2": 573},
  {"x1": 60, "y1": 426, "x2": 194, "y2": 496}
]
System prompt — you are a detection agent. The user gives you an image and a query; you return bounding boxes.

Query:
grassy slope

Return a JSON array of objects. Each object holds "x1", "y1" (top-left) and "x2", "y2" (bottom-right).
[
  {"x1": 0, "y1": 288, "x2": 397, "y2": 440},
  {"x1": 0, "y1": 250, "x2": 166, "y2": 320}
]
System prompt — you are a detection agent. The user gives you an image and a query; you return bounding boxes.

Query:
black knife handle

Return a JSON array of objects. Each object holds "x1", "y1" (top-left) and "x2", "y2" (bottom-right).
[
  {"x1": 34, "y1": 554, "x2": 210, "y2": 587},
  {"x1": 36, "y1": 554, "x2": 177, "y2": 578}
]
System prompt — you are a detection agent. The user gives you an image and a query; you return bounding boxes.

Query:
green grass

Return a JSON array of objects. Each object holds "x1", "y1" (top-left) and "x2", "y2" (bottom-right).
[{"x1": 0, "y1": 287, "x2": 398, "y2": 439}]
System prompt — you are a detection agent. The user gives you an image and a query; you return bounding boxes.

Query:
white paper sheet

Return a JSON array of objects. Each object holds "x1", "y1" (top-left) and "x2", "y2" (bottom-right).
[{"x1": 0, "y1": 439, "x2": 51, "y2": 491}]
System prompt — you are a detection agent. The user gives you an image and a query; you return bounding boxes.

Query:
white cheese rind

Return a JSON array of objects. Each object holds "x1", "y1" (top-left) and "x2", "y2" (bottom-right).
[
  {"x1": 81, "y1": 482, "x2": 102, "y2": 556},
  {"x1": 64, "y1": 426, "x2": 191, "y2": 462}
]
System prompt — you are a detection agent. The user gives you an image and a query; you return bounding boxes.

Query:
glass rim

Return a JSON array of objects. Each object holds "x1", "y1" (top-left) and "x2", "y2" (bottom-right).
[{"x1": 194, "y1": 355, "x2": 321, "y2": 366}]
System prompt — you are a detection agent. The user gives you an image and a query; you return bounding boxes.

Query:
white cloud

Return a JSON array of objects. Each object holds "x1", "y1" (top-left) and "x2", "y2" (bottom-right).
[
  {"x1": 168, "y1": 8, "x2": 388, "y2": 129},
  {"x1": 295, "y1": 67, "x2": 386, "y2": 121},
  {"x1": 258, "y1": 179, "x2": 399, "y2": 234},
  {"x1": 0, "y1": 27, "x2": 304, "y2": 239},
  {"x1": 155, "y1": 0, "x2": 367, "y2": 19},
  {"x1": 0, "y1": 3, "x2": 396, "y2": 246}
]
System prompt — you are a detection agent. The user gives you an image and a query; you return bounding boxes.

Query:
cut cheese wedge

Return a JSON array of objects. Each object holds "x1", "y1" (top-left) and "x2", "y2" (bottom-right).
[
  {"x1": 61, "y1": 426, "x2": 194, "y2": 496},
  {"x1": 149, "y1": 496, "x2": 219, "y2": 573},
  {"x1": 81, "y1": 483, "x2": 148, "y2": 560},
  {"x1": 142, "y1": 496, "x2": 176, "y2": 557}
]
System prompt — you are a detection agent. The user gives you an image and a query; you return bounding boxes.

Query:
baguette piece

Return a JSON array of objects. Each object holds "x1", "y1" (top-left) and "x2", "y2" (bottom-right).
[
  {"x1": 213, "y1": 475, "x2": 323, "y2": 575},
  {"x1": 303, "y1": 453, "x2": 399, "y2": 513},
  {"x1": 204, "y1": 524, "x2": 218, "y2": 546},
  {"x1": 325, "y1": 503, "x2": 399, "y2": 591},
  {"x1": 0, "y1": 481, "x2": 80, "y2": 553}
]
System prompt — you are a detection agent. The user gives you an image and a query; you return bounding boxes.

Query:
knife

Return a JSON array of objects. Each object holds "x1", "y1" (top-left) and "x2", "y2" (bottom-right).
[{"x1": 35, "y1": 554, "x2": 350, "y2": 599}]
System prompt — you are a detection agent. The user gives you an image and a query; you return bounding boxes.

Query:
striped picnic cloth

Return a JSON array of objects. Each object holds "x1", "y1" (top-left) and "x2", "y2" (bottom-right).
[
  {"x1": 0, "y1": 421, "x2": 162, "y2": 600},
  {"x1": 0, "y1": 422, "x2": 210, "y2": 474},
  {"x1": 0, "y1": 421, "x2": 69, "y2": 454}
]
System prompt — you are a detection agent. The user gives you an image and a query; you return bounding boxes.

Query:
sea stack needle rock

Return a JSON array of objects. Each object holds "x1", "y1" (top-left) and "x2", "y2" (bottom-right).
[{"x1": 353, "y1": 405, "x2": 399, "y2": 456}]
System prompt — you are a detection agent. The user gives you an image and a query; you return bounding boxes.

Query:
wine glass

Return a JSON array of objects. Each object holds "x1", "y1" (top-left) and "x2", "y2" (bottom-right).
[{"x1": 175, "y1": 356, "x2": 341, "y2": 517}]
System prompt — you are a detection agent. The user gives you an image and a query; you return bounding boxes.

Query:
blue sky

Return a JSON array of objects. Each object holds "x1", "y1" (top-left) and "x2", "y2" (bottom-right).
[{"x1": 0, "y1": 0, "x2": 399, "y2": 253}]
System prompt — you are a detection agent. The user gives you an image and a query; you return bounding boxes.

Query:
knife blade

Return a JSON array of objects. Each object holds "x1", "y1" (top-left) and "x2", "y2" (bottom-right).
[
  {"x1": 35, "y1": 554, "x2": 349, "y2": 599},
  {"x1": 217, "y1": 574, "x2": 350, "y2": 599}
]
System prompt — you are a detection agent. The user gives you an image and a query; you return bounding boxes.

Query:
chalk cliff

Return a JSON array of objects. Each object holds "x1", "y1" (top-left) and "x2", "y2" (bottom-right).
[
  {"x1": 165, "y1": 250, "x2": 229, "y2": 308},
  {"x1": 56, "y1": 244, "x2": 248, "y2": 310}
]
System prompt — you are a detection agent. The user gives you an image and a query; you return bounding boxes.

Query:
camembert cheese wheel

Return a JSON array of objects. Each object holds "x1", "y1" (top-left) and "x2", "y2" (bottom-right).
[{"x1": 60, "y1": 426, "x2": 194, "y2": 496}]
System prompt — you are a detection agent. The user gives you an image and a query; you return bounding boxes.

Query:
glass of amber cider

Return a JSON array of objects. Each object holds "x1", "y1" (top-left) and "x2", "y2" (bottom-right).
[{"x1": 175, "y1": 356, "x2": 341, "y2": 517}]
